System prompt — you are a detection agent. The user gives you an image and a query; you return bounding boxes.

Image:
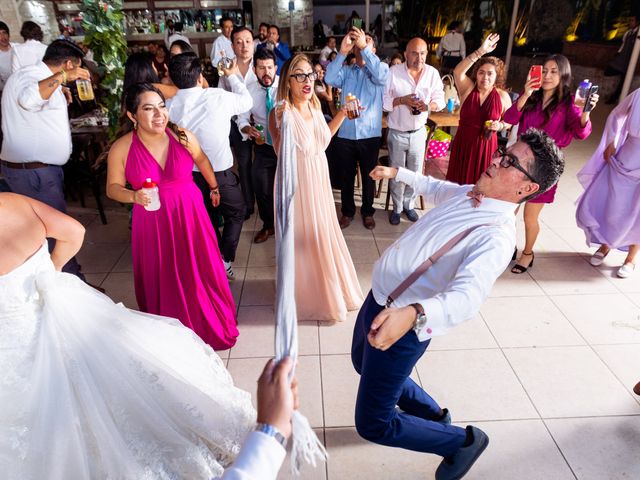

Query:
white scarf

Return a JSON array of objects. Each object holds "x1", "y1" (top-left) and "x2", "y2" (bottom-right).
[{"x1": 274, "y1": 108, "x2": 328, "y2": 475}]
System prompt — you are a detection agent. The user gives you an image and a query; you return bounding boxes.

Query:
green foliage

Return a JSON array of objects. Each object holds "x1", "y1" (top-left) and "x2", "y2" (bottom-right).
[{"x1": 81, "y1": 0, "x2": 127, "y2": 139}]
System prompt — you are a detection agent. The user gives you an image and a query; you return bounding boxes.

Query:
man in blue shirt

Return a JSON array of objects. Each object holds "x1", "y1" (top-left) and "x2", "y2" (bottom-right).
[
  {"x1": 325, "y1": 28, "x2": 388, "y2": 230},
  {"x1": 256, "y1": 24, "x2": 291, "y2": 72}
]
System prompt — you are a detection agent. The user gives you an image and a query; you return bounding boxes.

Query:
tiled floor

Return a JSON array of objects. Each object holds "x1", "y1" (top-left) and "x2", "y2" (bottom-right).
[{"x1": 70, "y1": 104, "x2": 640, "y2": 479}]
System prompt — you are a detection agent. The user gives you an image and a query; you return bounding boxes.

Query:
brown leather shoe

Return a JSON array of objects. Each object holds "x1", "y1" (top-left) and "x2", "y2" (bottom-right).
[
  {"x1": 634, "y1": 381, "x2": 640, "y2": 396},
  {"x1": 254, "y1": 227, "x2": 275, "y2": 244},
  {"x1": 362, "y1": 215, "x2": 375, "y2": 230},
  {"x1": 339, "y1": 215, "x2": 353, "y2": 229}
]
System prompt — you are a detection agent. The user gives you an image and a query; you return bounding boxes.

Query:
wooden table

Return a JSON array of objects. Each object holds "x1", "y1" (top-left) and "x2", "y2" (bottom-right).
[{"x1": 428, "y1": 111, "x2": 460, "y2": 130}]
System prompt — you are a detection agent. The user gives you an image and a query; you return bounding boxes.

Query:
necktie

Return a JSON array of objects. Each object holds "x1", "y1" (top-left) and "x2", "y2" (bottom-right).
[{"x1": 264, "y1": 87, "x2": 273, "y2": 145}]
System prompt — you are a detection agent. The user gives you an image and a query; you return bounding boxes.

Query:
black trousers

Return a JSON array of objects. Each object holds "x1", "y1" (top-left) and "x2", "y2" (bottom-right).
[
  {"x1": 193, "y1": 169, "x2": 246, "y2": 263},
  {"x1": 252, "y1": 143, "x2": 278, "y2": 230},
  {"x1": 230, "y1": 121, "x2": 255, "y2": 214},
  {"x1": 334, "y1": 136, "x2": 381, "y2": 217}
]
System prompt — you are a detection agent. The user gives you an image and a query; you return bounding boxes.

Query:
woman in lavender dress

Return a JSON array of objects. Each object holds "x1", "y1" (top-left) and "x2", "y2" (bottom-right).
[
  {"x1": 503, "y1": 54, "x2": 598, "y2": 273},
  {"x1": 576, "y1": 88, "x2": 640, "y2": 278}
]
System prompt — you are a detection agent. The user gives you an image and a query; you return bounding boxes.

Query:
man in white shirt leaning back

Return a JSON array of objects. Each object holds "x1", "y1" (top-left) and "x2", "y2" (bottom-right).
[{"x1": 355, "y1": 129, "x2": 564, "y2": 480}]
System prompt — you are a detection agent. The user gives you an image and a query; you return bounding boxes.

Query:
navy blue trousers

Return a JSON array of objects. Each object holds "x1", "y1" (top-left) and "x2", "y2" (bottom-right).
[{"x1": 351, "y1": 291, "x2": 466, "y2": 457}]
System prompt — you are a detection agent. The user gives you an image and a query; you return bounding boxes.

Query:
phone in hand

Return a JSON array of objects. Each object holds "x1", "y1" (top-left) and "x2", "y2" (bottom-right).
[
  {"x1": 352, "y1": 18, "x2": 363, "y2": 29},
  {"x1": 529, "y1": 65, "x2": 542, "y2": 89},
  {"x1": 583, "y1": 85, "x2": 599, "y2": 113}
]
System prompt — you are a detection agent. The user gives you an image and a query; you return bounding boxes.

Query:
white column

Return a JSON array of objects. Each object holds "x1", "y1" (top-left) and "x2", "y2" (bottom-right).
[
  {"x1": 620, "y1": 31, "x2": 640, "y2": 101},
  {"x1": 504, "y1": 0, "x2": 520, "y2": 82}
]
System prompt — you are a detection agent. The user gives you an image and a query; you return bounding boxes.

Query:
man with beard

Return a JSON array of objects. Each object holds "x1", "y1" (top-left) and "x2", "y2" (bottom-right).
[
  {"x1": 166, "y1": 52, "x2": 252, "y2": 280},
  {"x1": 223, "y1": 26, "x2": 259, "y2": 219},
  {"x1": 235, "y1": 48, "x2": 279, "y2": 244},
  {"x1": 254, "y1": 22, "x2": 269, "y2": 51}
]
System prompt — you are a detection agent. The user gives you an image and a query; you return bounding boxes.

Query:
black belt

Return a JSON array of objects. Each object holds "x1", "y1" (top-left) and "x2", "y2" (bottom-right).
[{"x1": 1, "y1": 159, "x2": 51, "y2": 169}]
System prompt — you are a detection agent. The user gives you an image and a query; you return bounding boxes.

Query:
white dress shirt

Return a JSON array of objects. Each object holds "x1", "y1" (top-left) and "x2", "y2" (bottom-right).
[
  {"x1": 0, "y1": 45, "x2": 13, "y2": 90},
  {"x1": 218, "y1": 65, "x2": 257, "y2": 92},
  {"x1": 11, "y1": 40, "x2": 47, "y2": 72},
  {"x1": 211, "y1": 35, "x2": 236, "y2": 66},
  {"x1": 0, "y1": 61, "x2": 71, "y2": 165},
  {"x1": 235, "y1": 76, "x2": 280, "y2": 142},
  {"x1": 436, "y1": 31, "x2": 466, "y2": 59},
  {"x1": 372, "y1": 168, "x2": 516, "y2": 341},
  {"x1": 383, "y1": 63, "x2": 445, "y2": 132},
  {"x1": 319, "y1": 45, "x2": 336, "y2": 63},
  {"x1": 166, "y1": 76, "x2": 252, "y2": 172},
  {"x1": 215, "y1": 431, "x2": 286, "y2": 480}
]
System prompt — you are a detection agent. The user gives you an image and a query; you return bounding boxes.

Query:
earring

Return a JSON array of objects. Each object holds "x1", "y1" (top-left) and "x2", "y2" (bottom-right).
[{"x1": 133, "y1": 121, "x2": 137, "y2": 130}]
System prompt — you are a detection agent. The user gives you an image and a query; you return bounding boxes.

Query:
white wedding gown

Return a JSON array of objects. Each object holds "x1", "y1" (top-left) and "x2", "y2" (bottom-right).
[{"x1": 0, "y1": 243, "x2": 256, "y2": 479}]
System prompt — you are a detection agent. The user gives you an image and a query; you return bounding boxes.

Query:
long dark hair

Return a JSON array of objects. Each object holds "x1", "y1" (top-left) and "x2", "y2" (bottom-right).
[
  {"x1": 522, "y1": 54, "x2": 572, "y2": 125},
  {"x1": 123, "y1": 52, "x2": 160, "y2": 93},
  {"x1": 121, "y1": 83, "x2": 187, "y2": 145}
]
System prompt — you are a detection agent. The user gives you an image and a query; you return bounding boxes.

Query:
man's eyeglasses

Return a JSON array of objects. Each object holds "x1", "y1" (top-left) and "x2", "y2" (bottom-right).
[
  {"x1": 492, "y1": 146, "x2": 537, "y2": 184},
  {"x1": 289, "y1": 71, "x2": 318, "y2": 83}
]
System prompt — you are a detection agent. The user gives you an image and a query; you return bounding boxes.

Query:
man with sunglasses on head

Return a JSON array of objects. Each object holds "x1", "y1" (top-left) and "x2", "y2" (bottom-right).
[
  {"x1": 325, "y1": 27, "x2": 388, "y2": 230},
  {"x1": 354, "y1": 128, "x2": 563, "y2": 480}
]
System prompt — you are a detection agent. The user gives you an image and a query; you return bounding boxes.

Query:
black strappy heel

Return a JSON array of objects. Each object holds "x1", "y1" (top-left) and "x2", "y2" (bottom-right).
[{"x1": 511, "y1": 251, "x2": 534, "y2": 274}]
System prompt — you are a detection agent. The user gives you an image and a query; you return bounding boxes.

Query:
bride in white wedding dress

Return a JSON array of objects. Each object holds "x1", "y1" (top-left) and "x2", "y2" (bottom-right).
[{"x1": 0, "y1": 192, "x2": 256, "y2": 480}]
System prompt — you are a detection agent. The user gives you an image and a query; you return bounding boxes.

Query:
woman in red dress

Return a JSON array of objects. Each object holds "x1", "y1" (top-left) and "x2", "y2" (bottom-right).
[{"x1": 445, "y1": 33, "x2": 512, "y2": 185}]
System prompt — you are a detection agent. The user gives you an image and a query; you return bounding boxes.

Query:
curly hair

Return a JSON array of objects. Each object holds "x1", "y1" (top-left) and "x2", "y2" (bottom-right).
[{"x1": 471, "y1": 56, "x2": 506, "y2": 89}]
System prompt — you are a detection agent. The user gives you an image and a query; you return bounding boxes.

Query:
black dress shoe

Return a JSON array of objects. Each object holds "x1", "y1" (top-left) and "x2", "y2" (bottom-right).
[
  {"x1": 435, "y1": 426, "x2": 489, "y2": 480},
  {"x1": 362, "y1": 215, "x2": 375, "y2": 230},
  {"x1": 339, "y1": 215, "x2": 353, "y2": 229}
]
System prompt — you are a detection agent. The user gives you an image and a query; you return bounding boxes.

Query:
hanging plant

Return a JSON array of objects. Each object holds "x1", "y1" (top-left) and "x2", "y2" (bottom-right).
[{"x1": 81, "y1": 0, "x2": 127, "y2": 139}]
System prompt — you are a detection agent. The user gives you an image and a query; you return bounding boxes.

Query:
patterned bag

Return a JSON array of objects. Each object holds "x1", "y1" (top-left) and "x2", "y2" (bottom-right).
[{"x1": 426, "y1": 129, "x2": 452, "y2": 159}]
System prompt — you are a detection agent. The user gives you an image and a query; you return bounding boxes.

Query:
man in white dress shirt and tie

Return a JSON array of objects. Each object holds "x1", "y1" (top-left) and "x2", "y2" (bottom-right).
[
  {"x1": 384, "y1": 37, "x2": 445, "y2": 225},
  {"x1": 235, "y1": 48, "x2": 279, "y2": 244},
  {"x1": 166, "y1": 52, "x2": 252, "y2": 280},
  {"x1": 353, "y1": 129, "x2": 564, "y2": 479}
]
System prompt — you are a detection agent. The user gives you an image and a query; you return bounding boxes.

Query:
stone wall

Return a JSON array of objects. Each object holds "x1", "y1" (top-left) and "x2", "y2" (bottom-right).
[
  {"x1": 252, "y1": 0, "x2": 313, "y2": 47},
  {"x1": 0, "y1": 0, "x2": 58, "y2": 44}
]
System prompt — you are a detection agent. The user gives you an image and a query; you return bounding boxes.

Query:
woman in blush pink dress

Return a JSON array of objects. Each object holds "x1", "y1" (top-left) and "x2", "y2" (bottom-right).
[
  {"x1": 107, "y1": 83, "x2": 237, "y2": 350},
  {"x1": 270, "y1": 54, "x2": 363, "y2": 322},
  {"x1": 503, "y1": 54, "x2": 598, "y2": 273}
]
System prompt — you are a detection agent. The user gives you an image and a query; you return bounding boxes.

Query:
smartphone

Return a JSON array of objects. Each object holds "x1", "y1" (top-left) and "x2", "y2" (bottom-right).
[
  {"x1": 583, "y1": 85, "x2": 599, "y2": 113},
  {"x1": 529, "y1": 65, "x2": 542, "y2": 88},
  {"x1": 352, "y1": 18, "x2": 363, "y2": 29}
]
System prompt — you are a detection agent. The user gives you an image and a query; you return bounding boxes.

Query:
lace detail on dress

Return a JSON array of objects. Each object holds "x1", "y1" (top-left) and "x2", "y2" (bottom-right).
[{"x1": 0, "y1": 244, "x2": 256, "y2": 479}]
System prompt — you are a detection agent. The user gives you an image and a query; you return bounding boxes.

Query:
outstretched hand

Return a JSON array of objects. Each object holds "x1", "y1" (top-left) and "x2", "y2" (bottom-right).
[
  {"x1": 480, "y1": 33, "x2": 500, "y2": 55},
  {"x1": 369, "y1": 166, "x2": 398, "y2": 180}
]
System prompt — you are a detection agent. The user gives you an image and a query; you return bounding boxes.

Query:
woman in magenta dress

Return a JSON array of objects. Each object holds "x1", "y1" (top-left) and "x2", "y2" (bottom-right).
[
  {"x1": 446, "y1": 33, "x2": 512, "y2": 185},
  {"x1": 107, "y1": 83, "x2": 237, "y2": 350},
  {"x1": 504, "y1": 54, "x2": 598, "y2": 273}
]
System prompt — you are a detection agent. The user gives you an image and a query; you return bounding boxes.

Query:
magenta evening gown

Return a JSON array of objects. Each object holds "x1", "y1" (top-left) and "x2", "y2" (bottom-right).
[{"x1": 125, "y1": 129, "x2": 238, "y2": 350}]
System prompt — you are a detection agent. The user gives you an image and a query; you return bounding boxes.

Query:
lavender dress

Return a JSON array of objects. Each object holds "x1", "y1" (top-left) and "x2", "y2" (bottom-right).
[{"x1": 576, "y1": 88, "x2": 640, "y2": 250}]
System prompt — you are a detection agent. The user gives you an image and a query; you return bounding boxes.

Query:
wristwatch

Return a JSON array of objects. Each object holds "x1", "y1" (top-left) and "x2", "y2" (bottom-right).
[
  {"x1": 410, "y1": 303, "x2": 427, "y2": 334},
  {"x1": 255, "y1": 422, "x2": 288, "y2": 449}
]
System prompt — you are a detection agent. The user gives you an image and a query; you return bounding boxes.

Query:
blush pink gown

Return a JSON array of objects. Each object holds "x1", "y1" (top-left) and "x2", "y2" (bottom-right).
[
  {"x1": 289, "y1": 107, "x2": 364, "y2": 322},
  {"x1": 125, "y1": 129, "x2": 238, "y2": 350}
]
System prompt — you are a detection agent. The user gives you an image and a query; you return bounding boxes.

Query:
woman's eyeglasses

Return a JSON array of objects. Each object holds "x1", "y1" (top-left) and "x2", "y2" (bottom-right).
[
  {"x1": 289, "y1": 71, "x2": 319, "y2": 83},
  {"x1": 492, "y1": 146, "x2": 537, "y2": 184}
]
